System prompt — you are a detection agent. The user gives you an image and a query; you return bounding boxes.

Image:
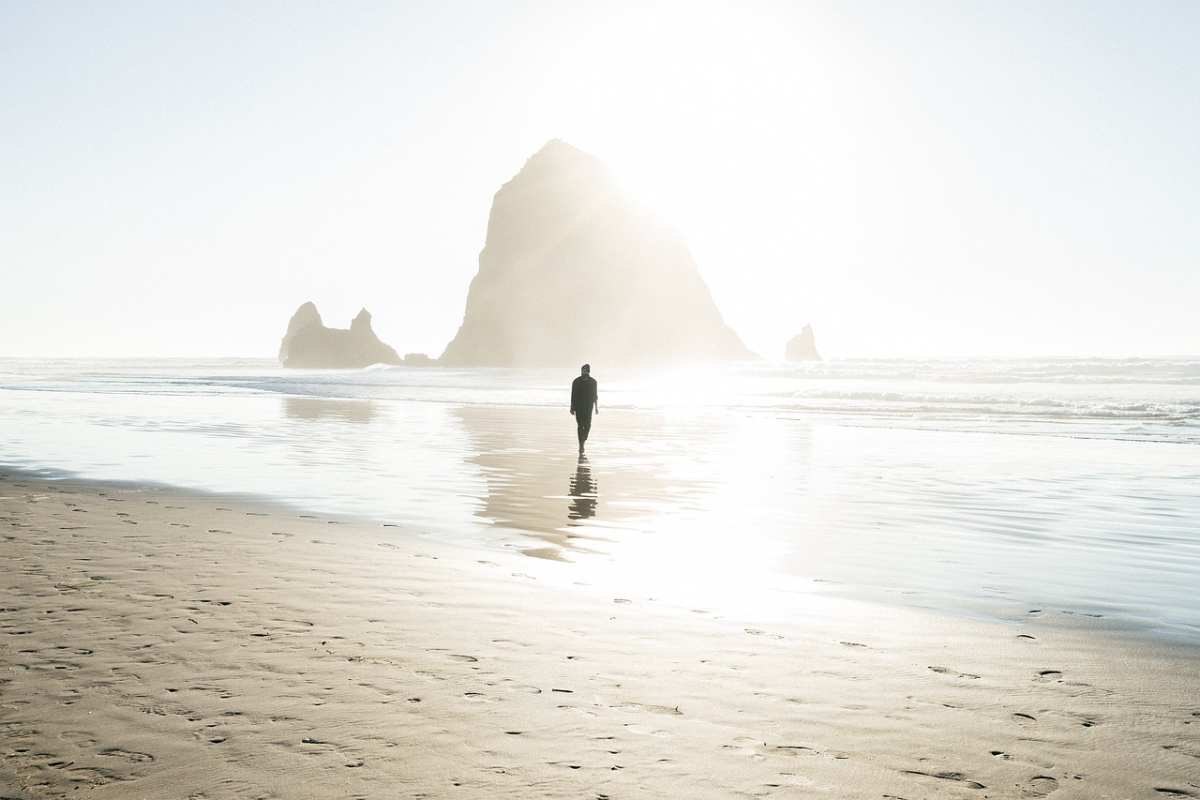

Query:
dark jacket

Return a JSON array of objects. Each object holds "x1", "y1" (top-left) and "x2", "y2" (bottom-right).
[{"x1": 571, "y1": 375, "x2": 598, "y2": 415}]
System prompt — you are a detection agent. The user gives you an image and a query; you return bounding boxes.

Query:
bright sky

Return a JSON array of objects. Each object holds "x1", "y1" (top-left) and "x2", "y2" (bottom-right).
[{"x1": 2, "y1": 0, "x2": 1197, "y2": 359}]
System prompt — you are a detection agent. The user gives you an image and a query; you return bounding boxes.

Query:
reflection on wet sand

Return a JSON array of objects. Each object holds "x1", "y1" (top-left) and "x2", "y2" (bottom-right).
[
  {"x1": 452, "y1": 404, "x2": 807, "y2": 570},
  {"x1": 283, "y1": 396, "x2": 377, "y2": 423},
  {"x1": 568, "y1": 457, "x2": 596, "y2": 522},
  {"x1": 454, "y1": 404, "x2": 695, "y2": 559}
]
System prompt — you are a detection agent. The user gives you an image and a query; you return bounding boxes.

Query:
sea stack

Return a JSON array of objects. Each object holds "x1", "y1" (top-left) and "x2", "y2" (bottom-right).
[
  {"x1": 278, "y1": 302, "x2": 403, "y2": 368},
  {"x1": 440, "y1": 140, "x2": 754, "y2": 366},
  {"x1": 786, "y1": 324, "x2": 821, "y2": 361}
]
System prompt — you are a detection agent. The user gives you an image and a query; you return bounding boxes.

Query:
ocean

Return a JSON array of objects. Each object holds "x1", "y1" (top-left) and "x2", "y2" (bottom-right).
[{"x1": 2, "y1": 357, "x2": 1198, "y2": 639}]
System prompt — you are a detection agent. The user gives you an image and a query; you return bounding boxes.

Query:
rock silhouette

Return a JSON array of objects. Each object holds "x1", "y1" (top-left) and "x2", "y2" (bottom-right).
[
  {"x1": 278, "y1": 302, "x2": 402, "y2": 368},
  {"x1": 786, "y1": 324, "x2": 821, "y2": 361},
  {"x1": 440, "y1": 140, "x2": 754, "y2": 366}
]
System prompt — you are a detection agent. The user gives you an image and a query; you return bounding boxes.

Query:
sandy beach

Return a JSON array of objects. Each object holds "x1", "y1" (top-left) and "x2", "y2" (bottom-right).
[
  {"x1": 6, "y1": 0, "x2": 1198, "y2": 795},
  {"x1": 2, "y1": 470, "x2": 1198, "y2": 799}
]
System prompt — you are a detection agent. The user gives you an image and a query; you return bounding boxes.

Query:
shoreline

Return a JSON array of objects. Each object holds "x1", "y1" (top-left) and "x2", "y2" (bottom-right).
[
  {"x1": 2, "y1": 470, "x2": 1199, "y2": 798},
  {"x1": 5, "y1": 462, "x2": 1197, "y2": 647}
]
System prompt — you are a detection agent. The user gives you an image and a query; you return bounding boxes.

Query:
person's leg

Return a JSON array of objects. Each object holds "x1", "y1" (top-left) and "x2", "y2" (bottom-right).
[{"x1": 577, "y1": 414, "x2": 591, "y2": 450}]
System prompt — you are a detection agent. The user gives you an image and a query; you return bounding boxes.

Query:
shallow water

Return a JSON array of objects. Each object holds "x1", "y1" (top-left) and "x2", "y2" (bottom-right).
[{"x1": 1, "y1": 358, "x2": 1198, "y2": 638}]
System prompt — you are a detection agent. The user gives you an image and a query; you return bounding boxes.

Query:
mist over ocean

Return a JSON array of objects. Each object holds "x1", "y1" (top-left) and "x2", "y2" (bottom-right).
[{"x1": 2, "y1": 357, "x2": 1197, "y2": 639}]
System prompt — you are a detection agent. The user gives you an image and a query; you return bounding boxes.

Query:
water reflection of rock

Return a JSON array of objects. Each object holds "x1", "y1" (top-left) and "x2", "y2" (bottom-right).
[
  {"x1": 283, "y1": 397, "x2": 377, "y2": 424},
  {"x1": 454, "y1": 404, "x2": 682, "y2": 559}
]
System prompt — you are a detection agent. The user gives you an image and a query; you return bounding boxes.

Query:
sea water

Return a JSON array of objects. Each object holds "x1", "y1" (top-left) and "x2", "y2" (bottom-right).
[{"x1": 1, "y1": 358, "x2": 1197, "y2": 638}]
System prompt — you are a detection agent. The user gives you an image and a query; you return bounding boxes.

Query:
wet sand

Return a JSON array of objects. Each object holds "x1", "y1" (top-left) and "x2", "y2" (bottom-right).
[
  {"x1": 5, "y1": 381, "x2": 1199, "y2": 633},
  {"x1": 2, "y1": 470, "x2": 1198, "y2": 799}
]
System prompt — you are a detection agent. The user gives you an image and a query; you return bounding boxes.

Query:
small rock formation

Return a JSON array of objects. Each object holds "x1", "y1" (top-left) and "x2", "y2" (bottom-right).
[
  {"x1": 440, "y1": 140, "x2": 754, "y2": 366},
  {"x1": 403, "y1": 353, "x2": 436, "y2": 366},
  {"x1": 278, "y1": 302, "x2": 402, "y2": 368},
  {"x1": 786, "y1": 324, "x2": 821, "y2": 361}
]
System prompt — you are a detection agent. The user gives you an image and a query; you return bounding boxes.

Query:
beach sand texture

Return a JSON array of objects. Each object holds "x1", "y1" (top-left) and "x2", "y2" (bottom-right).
[{"x1": 2, "y1": 472, "x2": 1198, "y2": 799}]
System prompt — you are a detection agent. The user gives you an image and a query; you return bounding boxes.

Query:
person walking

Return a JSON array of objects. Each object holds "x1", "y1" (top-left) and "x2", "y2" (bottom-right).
[{"x1": 570, "y1": 363, "x2": 599, "y2": 454}]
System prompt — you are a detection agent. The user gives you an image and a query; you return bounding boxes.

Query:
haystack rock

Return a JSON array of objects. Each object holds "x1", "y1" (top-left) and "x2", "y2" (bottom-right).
[
  {"x1": 278, "y1": 302, "x2": 402, "y2": 368},
  {"x1": 785, "y1": 324, "x2": 821, "y2": 361},
  {"x1": 440, "y1": 140, "x2": 754, "y2": 366}
]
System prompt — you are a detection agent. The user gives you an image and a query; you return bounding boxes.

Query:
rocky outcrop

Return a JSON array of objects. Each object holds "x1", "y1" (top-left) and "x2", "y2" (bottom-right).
[
  {"x1": 402, "y1": 353, "x2": 436, "y2": 366},
  {"x1": 785, "y1": 324, "x2": 821, "y2": 361},
  {"x1": 278, "y1": 302, "x2": 402, "y2": 368},
  {"x1": 440, "y1": 140, "x2": 754, "y2": 367}
]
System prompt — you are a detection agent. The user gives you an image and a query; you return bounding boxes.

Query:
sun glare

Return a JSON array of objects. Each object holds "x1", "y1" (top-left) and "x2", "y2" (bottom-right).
[{"x1": 530, "y1": 1, "x2": 869, "y2": 356}]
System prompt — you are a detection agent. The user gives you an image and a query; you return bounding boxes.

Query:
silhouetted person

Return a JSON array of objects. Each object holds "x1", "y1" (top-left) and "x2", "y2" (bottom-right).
[
  {"x1": 570, "y1": 363, "x2": 598, "y2": 454},
  {"x1": 568, "y1": 457, "x2": 596, "y2": 521}
]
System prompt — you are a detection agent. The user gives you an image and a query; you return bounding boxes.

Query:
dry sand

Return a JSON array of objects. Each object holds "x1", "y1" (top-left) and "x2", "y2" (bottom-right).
[{"x1": 1, "y1": 471, "x2": 1198, "y2": 799}]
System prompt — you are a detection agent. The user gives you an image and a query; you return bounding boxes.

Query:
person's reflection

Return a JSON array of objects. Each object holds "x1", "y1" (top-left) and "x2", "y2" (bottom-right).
[{"x1": 568, "y1": 456, "x2": 597, "y2": 522}]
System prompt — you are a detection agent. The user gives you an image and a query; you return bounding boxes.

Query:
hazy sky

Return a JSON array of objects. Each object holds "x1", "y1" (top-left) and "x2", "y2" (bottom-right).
[{"x1": 3, "y1": 0, "x2": 1197, "y2": 359}]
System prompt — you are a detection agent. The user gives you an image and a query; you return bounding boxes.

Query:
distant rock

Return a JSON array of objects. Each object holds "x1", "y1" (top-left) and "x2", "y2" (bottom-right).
[
  {"x1": 785, "y1": 324, "x2": 821, "y2": 361},
  {"x1": 403, "y1": 353, "x2": 436, "y2": 366},
  {"x1": 440, "y1": 140, "x2": 754, "y2": 367},
  {"x1": 278, "y1": 302, "x2": 402, "y2": 368}
]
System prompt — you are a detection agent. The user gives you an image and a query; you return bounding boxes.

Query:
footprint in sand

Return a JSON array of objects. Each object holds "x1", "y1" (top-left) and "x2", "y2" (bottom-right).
[
  {"x1": 508, "y1": 684, "x2": 542, "y2": 694},
  {"x1": 463, "y1": 691, "x2": 493, "y2": 702},
  {"x1": 65, "y1": 765, "x2": 126, "y2": 787},
  {"x1": 622, "y1": 723, "x2": 670, "y2": 737},
  {"x1": 491, "y1": 638, "x2": 533, "y2": 648},
  {"x1": 99, "y1": 747, "x2": 155, "y2": 763},
  {"x1": 768, "y1": 744, "x2": 819, "y2": 756},
  {"x1": 1022, "y1": 776, "x2": 1059, "y2": 797},
  {"x1": 1162, "y1": 744, "x2": 1200, "y2": 760},
  {"x1": 928, "y1": 666, "x2": 981, "y2": 679},
  {"x1": 610, "y1": 702, "x2": 682, "y2": 716},
  {"x1": 744, "y1": 627, "x2": 783, "y2": 640},
  {"x1": 59, "y1": 731, "x2": 97, "y2": 747},
  {"x1": 903, "y1": 770, "x2": 986, "y2": 790}
]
